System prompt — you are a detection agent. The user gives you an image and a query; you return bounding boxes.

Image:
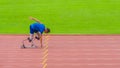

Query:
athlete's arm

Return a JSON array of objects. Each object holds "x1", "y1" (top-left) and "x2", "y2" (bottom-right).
[{"x1": 29, "y1": 16, "x2": 42, "y2": 23}]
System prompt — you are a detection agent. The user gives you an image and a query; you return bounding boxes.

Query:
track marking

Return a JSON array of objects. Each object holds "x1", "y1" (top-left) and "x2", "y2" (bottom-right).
[
  {"x1": 42, "y1": 53, "x2": 48, "y2": 60},
  {"x1": 42, "y1": 63, "x2": 47, "y2": 68},
  {"x1": 42, "y1": 35, "x2": 49, "y2": 68},
  {"x1": 42, "y1": 59, "x2": 48, "y2": 64}
]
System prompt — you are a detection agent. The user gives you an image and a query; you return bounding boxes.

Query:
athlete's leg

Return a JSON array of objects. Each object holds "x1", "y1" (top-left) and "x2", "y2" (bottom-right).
[
  {"x1": 35, "y1": 32, "x2": 43, "y2": 48},
  {"x1": 28, "y1": 25, "x2": 34, "y2": 42},
  {"x1": 35, "y1": 32, "x2": 41, "y2": 40},
  {"x1": 29, "y1": 34, "x2": 34, "y2": 39}
]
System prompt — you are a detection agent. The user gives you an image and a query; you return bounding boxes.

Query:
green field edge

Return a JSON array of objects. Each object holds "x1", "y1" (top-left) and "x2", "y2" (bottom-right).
[{"x1": 0, "y1": 34, "x2": 120, "y2": 36}]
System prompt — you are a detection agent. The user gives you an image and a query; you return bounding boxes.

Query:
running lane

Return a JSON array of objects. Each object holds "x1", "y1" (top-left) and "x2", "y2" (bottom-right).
[{"x1": 0, "y1": 35, "x2": 120, "y2": 68}]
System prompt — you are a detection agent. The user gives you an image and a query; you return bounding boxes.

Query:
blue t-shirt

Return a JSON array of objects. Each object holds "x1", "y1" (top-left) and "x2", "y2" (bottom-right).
[{"x1": 30, "y1": 22, "x2": 45, "y2": 34}]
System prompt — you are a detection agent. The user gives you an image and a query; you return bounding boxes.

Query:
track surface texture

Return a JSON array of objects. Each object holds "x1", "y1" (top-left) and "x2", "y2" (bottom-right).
[{"x1": 0, "y1": 35, "x2": 120, "y2": 68}]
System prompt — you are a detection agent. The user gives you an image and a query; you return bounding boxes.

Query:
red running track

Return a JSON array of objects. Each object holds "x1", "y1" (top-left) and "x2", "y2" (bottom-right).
[{"x1": 0, "y1": 35, "x2": 120, "y2": 68}]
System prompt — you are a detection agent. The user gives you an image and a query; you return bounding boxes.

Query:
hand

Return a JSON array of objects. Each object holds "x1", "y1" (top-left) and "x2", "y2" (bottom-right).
[{"x1": 29, "y1": 16, "x2": 33, "y2": 20}]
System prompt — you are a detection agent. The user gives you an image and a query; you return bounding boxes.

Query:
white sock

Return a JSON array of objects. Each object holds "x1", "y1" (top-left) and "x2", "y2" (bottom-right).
[{"x1": 30, "y1": 34, "x2": 34, "y2": 40}]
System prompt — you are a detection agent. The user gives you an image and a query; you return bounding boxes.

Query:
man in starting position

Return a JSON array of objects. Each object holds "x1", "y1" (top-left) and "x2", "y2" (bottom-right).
[{"x1": 28, "y1": 16, "x2": 50, "y2": 48}]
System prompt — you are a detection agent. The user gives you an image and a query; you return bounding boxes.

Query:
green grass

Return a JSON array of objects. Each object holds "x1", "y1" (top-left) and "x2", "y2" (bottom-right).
[{"x1": 0, "y1": 0, "x2": 120, "y2": 34}]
